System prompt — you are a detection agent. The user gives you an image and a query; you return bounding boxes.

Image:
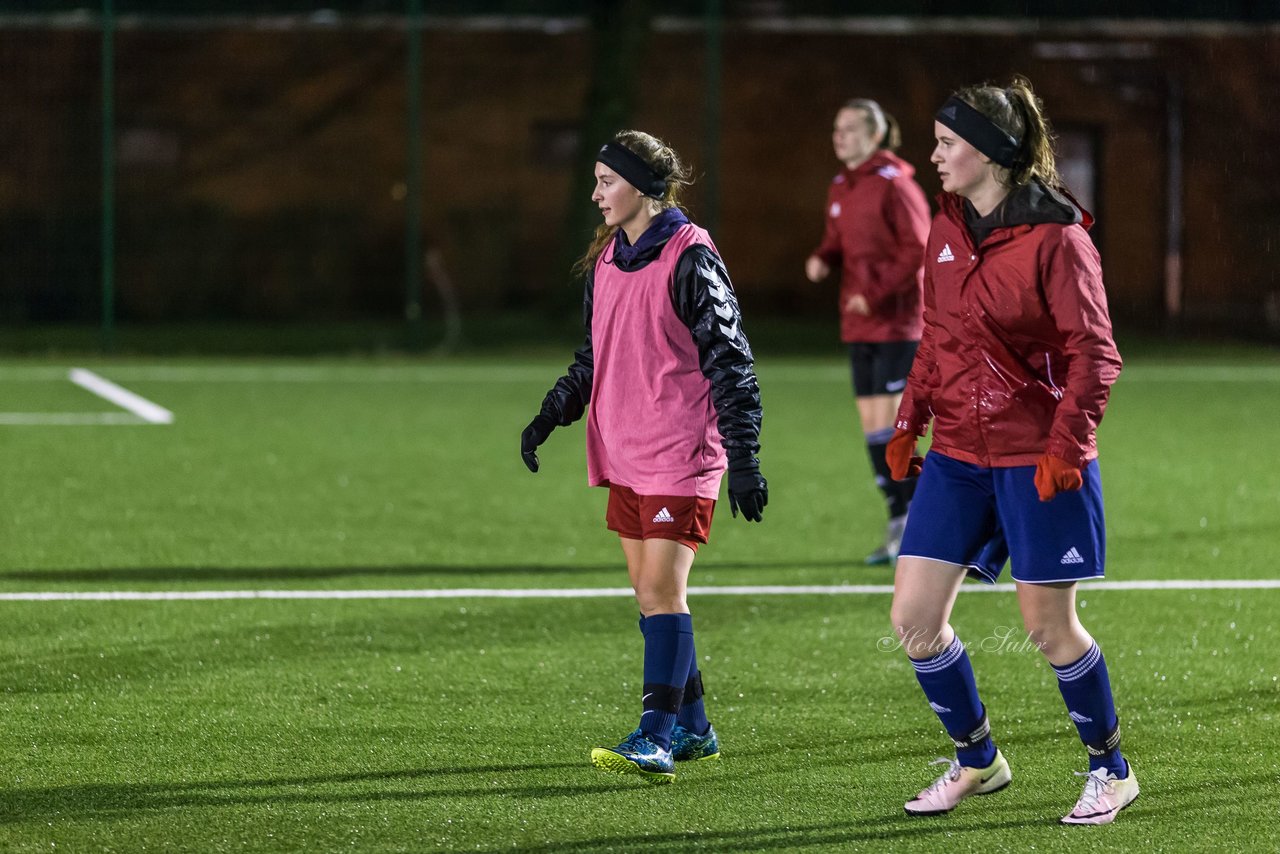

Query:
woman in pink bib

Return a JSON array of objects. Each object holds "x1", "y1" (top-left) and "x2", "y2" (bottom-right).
[{"x1": 521, "y1": 130, "x2": 767, "y2": 784}]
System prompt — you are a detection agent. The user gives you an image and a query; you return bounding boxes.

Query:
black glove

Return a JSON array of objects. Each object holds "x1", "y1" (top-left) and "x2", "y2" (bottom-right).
[
  {"x1": 520, "y1": 414, "x2": 556, "y2": 473},
  {"x1": 726, "y1": 455, "x2": 768, "y2": 522}
]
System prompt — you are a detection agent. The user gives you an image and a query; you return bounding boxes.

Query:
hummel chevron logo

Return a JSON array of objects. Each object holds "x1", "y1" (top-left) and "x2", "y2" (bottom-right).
[
  {"x1": 937, "y1": 243, "x2": 955, "y2": 263},
  {"x1": 652, "y1": 507, "x2": 675, "y2": 524},
  {"x1": 705, "y1": 267, "x2": 740, "y2": 341},
  {"x1": 706, "y1": 270, "x2": 727, "y2": 303},
  {"x1": 1060, "y1": 547, "x2": 1085, "y2": 565}
]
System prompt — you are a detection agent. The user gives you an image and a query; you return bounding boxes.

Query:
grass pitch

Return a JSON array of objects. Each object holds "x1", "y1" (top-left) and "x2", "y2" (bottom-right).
[{"x1": 1, "y1": 346, "x2": 1278, "y2": 852}]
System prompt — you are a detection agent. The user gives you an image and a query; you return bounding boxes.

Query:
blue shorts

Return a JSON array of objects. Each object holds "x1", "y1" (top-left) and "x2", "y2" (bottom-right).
[{"x1": 897, "y1": 451, "x2": 1106, "y2": 585}]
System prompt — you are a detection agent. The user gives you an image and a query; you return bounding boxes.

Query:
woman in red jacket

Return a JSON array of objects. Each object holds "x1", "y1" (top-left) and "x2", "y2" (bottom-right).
[
  {"x1": 885, "y1": 77, "x2": 1138, "y2": 824},
  {"x1": 805, "y1": 99, "x2": 931, "y2": 566}
]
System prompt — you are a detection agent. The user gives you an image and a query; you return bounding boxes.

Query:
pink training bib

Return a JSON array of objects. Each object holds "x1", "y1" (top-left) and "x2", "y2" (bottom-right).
[{"x1": 585, "y1": 224, "x2": 727, "y2": 499}]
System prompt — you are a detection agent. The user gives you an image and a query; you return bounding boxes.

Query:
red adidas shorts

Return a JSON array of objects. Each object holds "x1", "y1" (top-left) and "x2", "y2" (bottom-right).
[{"x1": 604, "y1": 483, "x2": 716, "y2": 552}]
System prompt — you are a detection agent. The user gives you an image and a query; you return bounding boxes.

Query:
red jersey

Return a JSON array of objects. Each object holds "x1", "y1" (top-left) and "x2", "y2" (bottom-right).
[
  {"x1": 895, "y1": 190, "x2": 1123, "y2": 468},
  {"x1": 811, "y1": 150, "x2": 931, "y2": 343}
]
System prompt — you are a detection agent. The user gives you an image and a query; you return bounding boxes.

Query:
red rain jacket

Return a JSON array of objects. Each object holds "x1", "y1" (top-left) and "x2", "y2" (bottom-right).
[
  {"x1": 811, "y1": 151, "x2": 931, "y2": 343},
  {"x1": 895, "y1": 190, "x2": 1122, "y2": 468}
]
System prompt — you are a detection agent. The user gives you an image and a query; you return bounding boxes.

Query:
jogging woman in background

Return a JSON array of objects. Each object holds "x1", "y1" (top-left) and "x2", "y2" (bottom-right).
[
  {"x1": 805, "y1": 99, "x2": 931, "y2": 566},
  {"x1": 520, "y1": 130, "x2": 767, "y2": 785},
  {"x1": 886, "y1": 77, "x2": 1138, "y2": 824}
]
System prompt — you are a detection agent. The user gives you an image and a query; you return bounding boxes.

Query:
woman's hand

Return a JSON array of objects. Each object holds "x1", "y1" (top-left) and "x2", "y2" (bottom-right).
[
  {"x1": 520, "y1": 415, "x2": 556, "y2": 472},
  {"x1": 843, "y1": 294, "x2": 870, "y2": 316},
  {"x1": 1033, "y1": 454, "x2": 1082, "y2": 501},
  {"x1": 804, "y1": 255, "x2": 830, "y2": 283},
  {"x1": 886, "y1": 429, "x2": 923, "y2": 481}
]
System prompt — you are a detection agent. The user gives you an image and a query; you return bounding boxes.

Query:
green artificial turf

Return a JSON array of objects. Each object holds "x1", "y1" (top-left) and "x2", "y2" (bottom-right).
[
  {"x1": 1, "y1": 350, "x2": 1278, "y2": 851},
  {"x1": 1, "y1": 593, "x2": 1276, "y2": 852}
]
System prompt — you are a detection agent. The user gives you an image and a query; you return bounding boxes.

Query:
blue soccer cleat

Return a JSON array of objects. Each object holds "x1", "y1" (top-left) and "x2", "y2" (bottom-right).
[
  {"x1": 671, "y1": 723, "x2": 721, "y2": 762},
  {"x1": 590, "y1": 729, "x2": 676, "y2": 784}
]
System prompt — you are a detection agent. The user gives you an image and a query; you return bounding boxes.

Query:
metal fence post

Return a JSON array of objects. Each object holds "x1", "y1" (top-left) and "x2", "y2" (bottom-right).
[
  {"x1": 101, "y1": 0, "x2": 116, "y2": 353},
  {"x1": 404, "y1": 0, "x2": 425, "y2": 350}
]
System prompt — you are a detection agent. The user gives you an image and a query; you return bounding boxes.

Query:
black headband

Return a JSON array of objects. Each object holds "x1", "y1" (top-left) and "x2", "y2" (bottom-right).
[
  {"x1": 596, "y1": 142, "x2": 667, "y2": 199},
  {"x1": 935, "y1": 96, "x2": 1019, "y2": 168}
]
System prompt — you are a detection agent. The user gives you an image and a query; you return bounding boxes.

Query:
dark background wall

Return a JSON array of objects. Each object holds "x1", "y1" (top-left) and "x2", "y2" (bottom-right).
[{"x1": 0, "y1": 11, "x2": 1276, "y2": 339}]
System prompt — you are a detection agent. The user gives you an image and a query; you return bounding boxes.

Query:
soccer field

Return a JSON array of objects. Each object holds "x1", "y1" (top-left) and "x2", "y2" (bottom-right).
[{"x1": 2, "y1": 351, "x2": 1279, "y2": 852}]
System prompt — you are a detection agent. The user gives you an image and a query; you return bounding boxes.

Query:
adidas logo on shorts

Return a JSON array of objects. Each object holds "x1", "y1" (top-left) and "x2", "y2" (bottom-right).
[
  {"x1": 1060, "y1": 547, "x2": 1085, "y2": 565},
  {"x1": 652, "y1": 507, "x2": 675, "y2": 524}
]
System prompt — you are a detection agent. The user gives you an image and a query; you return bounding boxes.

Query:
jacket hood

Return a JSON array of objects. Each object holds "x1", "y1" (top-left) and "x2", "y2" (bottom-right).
[
  {"x1": 608, "y1": 207, "x2": 690, "y2": 271},
  {"x1": 944, "y1": 180, "x2": 1091, "y2": 246},
  {"x1": 845, "y1": 150, "x2": 916, "y2": 183}
]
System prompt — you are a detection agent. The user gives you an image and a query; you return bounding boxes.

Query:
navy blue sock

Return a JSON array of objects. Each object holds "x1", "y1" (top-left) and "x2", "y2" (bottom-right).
[
  {"x1": 642, "y1": 612, "x2": 704, "y2": 728},
  {"x1": 639, "y1": 613, "x2": 695, "y2": 750},
  {"x1": 910, "y1": 635, "x2": 997, "y2": 767},
  {"x1": 866, "y1": 427, "x2": 914, "y2": 518},
  {"x1": 1053, "y1": 642, "x2": 1128, "y2": 777},
  {"x1": 865, "y1": 428, "x2": 898, "y2": 516},
  {"x1": 676, "y1": 646, "x2": 710, "y2": 736}
]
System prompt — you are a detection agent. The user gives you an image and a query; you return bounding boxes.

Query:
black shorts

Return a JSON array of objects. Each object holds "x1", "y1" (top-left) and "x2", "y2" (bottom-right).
[{"x1": 848, "y1": 340, "x2": 919, "y2": 397}]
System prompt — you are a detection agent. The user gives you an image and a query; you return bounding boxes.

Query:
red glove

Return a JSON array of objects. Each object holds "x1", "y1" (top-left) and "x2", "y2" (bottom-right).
[
  {"x1": 886, "y1": 429, "x2": 924, "y2": 481},
  {"x1": 1034, "y1": 454, "x2": 1083, "y2": 502}
]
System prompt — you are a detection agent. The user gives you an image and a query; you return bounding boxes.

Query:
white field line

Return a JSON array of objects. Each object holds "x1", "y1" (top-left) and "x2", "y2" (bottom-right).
[
  {"x1": 68, "y1": 368, "x2": 173, "y2": 424},
  {"x1": 1, "y1": 578, "x2": 1278, "y2": 602},
  {"x1": 0, "y1": 412, "x2": 146, "y2": 425}
]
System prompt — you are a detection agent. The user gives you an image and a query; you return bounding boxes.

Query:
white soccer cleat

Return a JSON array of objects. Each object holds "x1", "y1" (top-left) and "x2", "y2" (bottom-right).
[
  {"x1": 864, "y1": 514, "x2": 908, "y2": 566},
  {"x1": 1060, "y1": 765, "x2": 1139, "y2": 825},
  {"x1": 885, "y1": 513, "x2": 908, "y2": 560},
  {"x1": 904, "y1": 750, "x2": 1011, "y2": 816}
]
